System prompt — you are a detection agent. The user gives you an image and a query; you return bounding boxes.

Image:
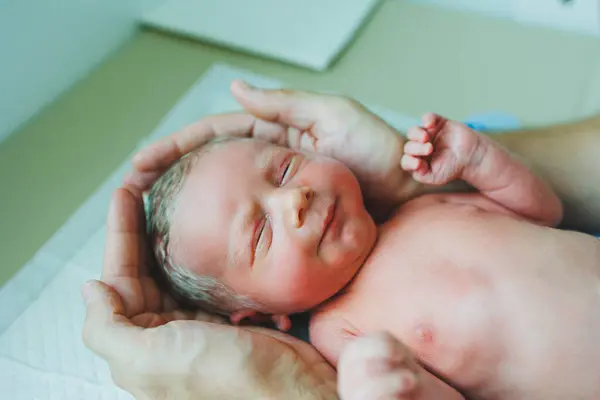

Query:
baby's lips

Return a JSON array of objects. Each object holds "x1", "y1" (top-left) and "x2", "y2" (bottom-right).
[{"x1": 317, "y1": 201, "x2": 337, "y2": 247}]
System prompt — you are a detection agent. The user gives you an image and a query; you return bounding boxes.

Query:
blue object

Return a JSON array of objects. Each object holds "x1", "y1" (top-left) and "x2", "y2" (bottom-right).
[{"x1": 463, "y1": 112, "x2": 521, "y2": 133}]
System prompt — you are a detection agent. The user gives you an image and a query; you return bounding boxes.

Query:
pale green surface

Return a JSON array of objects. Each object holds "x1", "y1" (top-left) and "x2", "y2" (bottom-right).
[
  {"x1": 582, "y1": 52, "x2": 600, "y2": 116},
  {"x1": 1, "y1": 1, "x2": 600, "y2": 285}
]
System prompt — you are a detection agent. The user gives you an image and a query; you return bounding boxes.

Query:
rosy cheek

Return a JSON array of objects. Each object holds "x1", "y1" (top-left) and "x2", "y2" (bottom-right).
[
  {"x1": 268, "y1": 254, "x2": 315, "y2": 294},
  {"x1": 271, "y1": 260, "x2": 308, "y2": 289}
]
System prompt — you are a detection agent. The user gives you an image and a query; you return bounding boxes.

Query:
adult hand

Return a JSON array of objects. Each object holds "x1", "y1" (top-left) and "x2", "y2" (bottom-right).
[
  {"x1": 82, "y1": 187, "x2": 337, "y2": 400},
  {"x1": 124, "y1": 81, "x2": 422, "y2": 218}
]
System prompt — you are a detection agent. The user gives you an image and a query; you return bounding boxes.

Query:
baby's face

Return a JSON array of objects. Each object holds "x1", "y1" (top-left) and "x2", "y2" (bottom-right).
[{"x1": 170, "y1": 139, "x2": 377, "y2": 314}]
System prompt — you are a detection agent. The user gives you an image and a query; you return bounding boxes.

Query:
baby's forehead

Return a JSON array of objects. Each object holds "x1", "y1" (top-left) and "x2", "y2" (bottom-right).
[
  {"x1": 175, "y1": 137, "x2": 277, "y2": 212},
  {"x1": 192, "y1": 138, "x2": 281, "y2": 172},
  {"x1": 171, "y1": 139, "x2": 279, "y2": 273}
]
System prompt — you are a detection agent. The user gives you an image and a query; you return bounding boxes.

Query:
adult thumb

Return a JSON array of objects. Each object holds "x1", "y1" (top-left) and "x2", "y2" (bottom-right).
[
  {"x1": 82, "y1": 280, "x2": 141, "y2": 358},
  {"x1": 230, "y1": 79, "x2": 323, "y2": 131},
  {"x1": 82, "y1": 280, "x2": 123, "y2": 313}
]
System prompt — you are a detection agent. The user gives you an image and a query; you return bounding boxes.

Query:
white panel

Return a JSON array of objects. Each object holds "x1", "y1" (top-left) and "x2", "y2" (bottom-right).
[
  {"x1": 140, "y1": 0, "x2": 381, "y2": 71},
  {"x1": 406, "y1": 0, "x2": 515, "y2": 18},
  {"x1": 510, "y1": 0, "x2": 599, "y2": 35},
  {"x1": 410, "y1": 0, "x2": 600, "y2": 35},
  {"x1": 135, "y1": 0, "x2": 168, "y2": 12}
]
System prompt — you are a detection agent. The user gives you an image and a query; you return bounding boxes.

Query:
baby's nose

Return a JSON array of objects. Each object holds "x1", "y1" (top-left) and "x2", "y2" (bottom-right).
[{"x1": 290, "y1": 186, "x2": 314, "y2": 228}]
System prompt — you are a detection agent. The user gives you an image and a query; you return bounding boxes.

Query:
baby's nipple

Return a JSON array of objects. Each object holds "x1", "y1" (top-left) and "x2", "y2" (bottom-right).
[{"x1": 415, "y1": 323, "x2": 435, "y2": 345}]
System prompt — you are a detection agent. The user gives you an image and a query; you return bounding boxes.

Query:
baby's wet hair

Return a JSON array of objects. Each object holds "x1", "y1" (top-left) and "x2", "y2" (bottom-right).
[{"x1": 145, "y1": 136, "x2": 261, "y2": 316}]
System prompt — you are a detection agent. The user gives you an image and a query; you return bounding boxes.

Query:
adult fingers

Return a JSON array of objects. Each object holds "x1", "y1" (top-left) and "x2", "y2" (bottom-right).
[
  {"x1": 102, "y1": 187, "x2": 147, "y2": 280},
  {"x1": 131, "y1": 309, "x2": 227, "y2": 328},
  {"x1": 82, "y1": 280, "x2": 145, "y2": 360},
  {"x1": 126, "y1": 113, "x2": 288, "y2": 190},
  {"x1": 231, "y1": 80, "x2": 357, "y2": 132},
  {"x1": 122, "y1": 170, "x2": 162, "y2": 194}
]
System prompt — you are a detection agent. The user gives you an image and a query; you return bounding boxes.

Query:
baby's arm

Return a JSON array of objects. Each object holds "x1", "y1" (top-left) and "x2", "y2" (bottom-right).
[
  {"x1": 310, "y1": 314, "x2": 465, "y2": 399},
  {"x1": 401, "y1": 113, "x2": 563, "y2": 226}
]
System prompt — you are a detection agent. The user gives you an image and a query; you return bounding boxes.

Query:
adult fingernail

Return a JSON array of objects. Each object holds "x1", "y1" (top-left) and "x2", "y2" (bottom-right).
[
  {"x1": 82, "y1": 281, "x2": 94, "y2": 305},
  {"x1": 236, "y1": 80, "x2": 254, "y2": 91}
]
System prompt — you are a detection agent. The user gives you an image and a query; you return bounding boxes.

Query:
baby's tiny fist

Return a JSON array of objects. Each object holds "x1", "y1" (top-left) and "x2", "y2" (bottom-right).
[
  {"x1": 406, "y1": 126, "x2": 430, "y2": 144},
  {"x1": 338, "y1": 332, "x2": 420, "y2": 400},
  {"x1": 401, "y1": 126, "x2": 434, "y2": 176},
  {"x1": 404, "y1": 141, "x2": 433, "y2": 157},
  {"x1": 401, "y1": 153, "x2": 424, "y2": 172}
]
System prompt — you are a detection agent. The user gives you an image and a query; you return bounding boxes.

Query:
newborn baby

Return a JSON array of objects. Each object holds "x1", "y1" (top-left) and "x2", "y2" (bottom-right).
[{"x1": 146, "y1": 113, "x2": 600, "y2": 399}]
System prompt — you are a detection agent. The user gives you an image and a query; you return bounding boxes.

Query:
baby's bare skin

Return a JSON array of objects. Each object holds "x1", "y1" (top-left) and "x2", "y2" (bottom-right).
[
  {"x1": 313, "y1": 196, "x2": 600, "y2": 399},
  {"x1": 311, "y1": 115, "x2": 600, "y2": 399}
]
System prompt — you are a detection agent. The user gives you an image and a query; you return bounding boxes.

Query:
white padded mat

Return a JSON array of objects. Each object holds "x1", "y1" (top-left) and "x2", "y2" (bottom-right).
[{"x1": 0, "y1": 63, "x2": 420, "y2": 399}]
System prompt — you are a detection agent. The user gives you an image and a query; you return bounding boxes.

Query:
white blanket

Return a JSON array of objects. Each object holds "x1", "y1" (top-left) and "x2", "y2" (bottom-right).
[{"x1": 0, "y1": 63, "x2": 422, "y2": 399}]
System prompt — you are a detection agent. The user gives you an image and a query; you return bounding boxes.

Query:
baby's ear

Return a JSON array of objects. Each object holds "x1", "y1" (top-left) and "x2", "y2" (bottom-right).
[
  {"x1": 230, "y1": 310, "x2": 291, "y2": 331},
  {"x1": 230, "y1": 309, "x2": 267, "y2": 326},
  {"x1": 271, "y1": 314, "x2": 291, "y2": 332}
]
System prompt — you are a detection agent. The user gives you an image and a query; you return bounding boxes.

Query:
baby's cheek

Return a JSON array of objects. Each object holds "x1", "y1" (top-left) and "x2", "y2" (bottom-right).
[
  {"x1": 270, "y1": 257, "x2": 313, "y2": 292},
  {"x1": 267, "y1": 255, "x2": 326, "y2": 304}
]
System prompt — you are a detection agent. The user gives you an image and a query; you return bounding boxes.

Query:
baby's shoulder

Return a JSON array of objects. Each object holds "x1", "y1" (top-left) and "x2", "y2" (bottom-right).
[
  {"x1": 395, "y1": 192, "x2": 518, "y2": 220},
  {"x1": 309, "y1": 303, "x2": 361, "y2": 366},
  {"x1": 382, "y1": 193, "x2": 464, "y2": 229}
]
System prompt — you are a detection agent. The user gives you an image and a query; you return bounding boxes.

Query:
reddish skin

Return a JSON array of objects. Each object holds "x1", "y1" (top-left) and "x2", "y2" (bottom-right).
[
  {"x1": 312, "y1": 115, "x2": 600, "y2": 399},
  {"x1": 163, "y1": 113, "x2": 600, "y2": 399},
  {"x1": 170, "y1": 139, "x2": 377, "y2": 322}
]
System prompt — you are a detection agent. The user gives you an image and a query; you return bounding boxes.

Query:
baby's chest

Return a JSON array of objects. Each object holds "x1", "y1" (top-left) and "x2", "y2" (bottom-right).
[
  {"x1": 345, "y1": 266, "x2": 497, "y2": 382},
  {"x1": 342, "y1": 232, "x2": 513, "y2": 388},
  {"x1": 355, "y1": 219, "x2": 502, "y2": 317},
  {"x1": 339, "y1": 204, "x2": 600, "y2": 396},
  {"x1": 363, "y1": 204, "x2": 542, "y2": 303}
]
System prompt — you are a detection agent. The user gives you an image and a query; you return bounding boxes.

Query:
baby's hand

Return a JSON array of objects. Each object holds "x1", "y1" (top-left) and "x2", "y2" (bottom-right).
[
  {"x1": 400, "y1": 113, "x2": 480, "y2": 185},
  {"x1": 338, "y1": 332, "x2": 421, "y2": 400}
]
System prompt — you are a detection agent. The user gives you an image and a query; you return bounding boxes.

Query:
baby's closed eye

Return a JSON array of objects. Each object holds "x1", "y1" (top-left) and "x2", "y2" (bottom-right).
[
  {"x1": 253, "y1": 216, "x2": 272, "y2": 260},
  {"x1": 275, "y1": 153, "x2": 302, "y2": 186}
]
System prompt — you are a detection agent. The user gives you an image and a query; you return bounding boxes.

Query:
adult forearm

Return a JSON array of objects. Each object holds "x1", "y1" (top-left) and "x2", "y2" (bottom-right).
[
  {"x1": 268, "y1": 382, "x2": 339, "y2": 400},
  {"x1": 460, "y1": 133, "x2": 563, "y2": 226},
  {"x1": 488, "y1": 115, "x2": 600, "y2": 233},
  {"x1": 126, "y1": 371, "x2": 339, "y2": 400},
  {"x1": 261, "y1": 361, "x2": 339, "y2": 400}
]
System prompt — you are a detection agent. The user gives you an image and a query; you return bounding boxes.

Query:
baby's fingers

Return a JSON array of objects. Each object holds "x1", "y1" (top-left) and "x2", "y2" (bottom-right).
[
  {"x1": 404, "y1": 141, "x2": 433, "y2": 157},
  {"x1": 422, "y1": 112, "x2": 442, "y2": 130},
  {"x1": 401, "y1": 155, "x2": 435, "y2": 184},
  {"x1": 411, "y1": 168, "x2": 438, "y2": 185},
  {"x1": 406, "y1": 126, "x2": 429, "y2": 143},
  {"x1": 400, "y1": 154, "x2": 424, "y2": 172}
]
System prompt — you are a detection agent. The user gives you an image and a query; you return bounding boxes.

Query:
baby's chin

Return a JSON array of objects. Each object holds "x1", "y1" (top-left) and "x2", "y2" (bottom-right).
[
  {"x1": 270, "y1": 298, "x2": 336, "y2": 316},
  {"x1": 270, "y1": 266, "x2": 364, "y2": 315},
  {"x1": 324, "y1": 221, "x2": 377, "y2": 270}
]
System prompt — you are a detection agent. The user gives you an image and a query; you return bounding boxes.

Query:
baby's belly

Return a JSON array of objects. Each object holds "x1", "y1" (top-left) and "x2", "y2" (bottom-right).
[
  {"x1": 488, "y1": 231, "x2": 600, "y2": 398},
  {"x1": 340, "y1": 208, "x2": 600, "y2": 398}
]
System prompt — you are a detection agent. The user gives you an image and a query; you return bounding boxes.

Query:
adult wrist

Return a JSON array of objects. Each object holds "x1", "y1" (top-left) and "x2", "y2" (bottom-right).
[
  {"x1": 258, "y1": 362, "x2": 339, "y2": 400},
  {"x1": 262, "y1": 381, "x2": 339, "y2": 400}
]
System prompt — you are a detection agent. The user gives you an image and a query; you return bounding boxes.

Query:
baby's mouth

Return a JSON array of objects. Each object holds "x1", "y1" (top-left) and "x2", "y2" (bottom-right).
[{"x1": 319, "y1": 198, "x2": 338, "y2": 246}]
